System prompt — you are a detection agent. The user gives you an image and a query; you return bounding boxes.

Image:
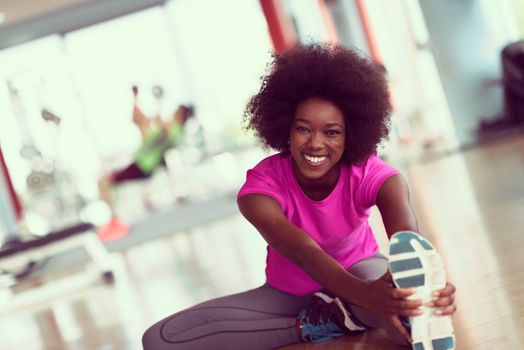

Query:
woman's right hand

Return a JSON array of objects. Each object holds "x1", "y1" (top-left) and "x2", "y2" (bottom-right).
[
  {"x1": 354, "y1": 272, "x2": 423, "y2": 316},
  {"x1": 351, "y1": 272, "x2": 424, "y2": 342}
]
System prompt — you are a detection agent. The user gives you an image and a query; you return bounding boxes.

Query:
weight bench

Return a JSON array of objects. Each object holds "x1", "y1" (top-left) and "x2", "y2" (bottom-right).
[{"x1": 0, "y1": 222, "x2": 114, "y2": 312}]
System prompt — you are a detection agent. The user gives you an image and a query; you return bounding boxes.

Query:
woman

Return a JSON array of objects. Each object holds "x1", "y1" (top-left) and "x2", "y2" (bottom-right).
[
  {"x1": 97, "y1": 85, "x2": 194, "y2": 242},
  {"x1": 142, "y1": 43, "x2": 456, "y2": 350}
]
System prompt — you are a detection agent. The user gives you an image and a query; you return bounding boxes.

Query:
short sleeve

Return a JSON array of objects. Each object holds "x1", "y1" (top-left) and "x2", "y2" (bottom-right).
[
  {"x1": 237, "y1": 168, "x2": 288, "y2": 212},
  {"x1": 355, "y1": 155, "x2": 400, "y2": 209}
]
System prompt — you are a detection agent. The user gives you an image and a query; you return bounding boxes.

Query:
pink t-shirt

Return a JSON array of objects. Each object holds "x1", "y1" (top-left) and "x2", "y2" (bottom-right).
[{"x1": 237, "y1": 152, "x2": 399, "y2": 295}]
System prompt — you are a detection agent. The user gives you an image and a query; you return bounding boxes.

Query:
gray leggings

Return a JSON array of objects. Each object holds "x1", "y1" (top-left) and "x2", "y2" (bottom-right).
[{"x1": 142, "y1": 254, "x2": 407, "y2": 349}]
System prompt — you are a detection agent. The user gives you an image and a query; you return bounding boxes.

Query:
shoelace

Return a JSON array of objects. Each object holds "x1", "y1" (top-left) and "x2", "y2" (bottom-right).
[{"x1": 305, "y1": 296, "x2": 341, "y2": 326}]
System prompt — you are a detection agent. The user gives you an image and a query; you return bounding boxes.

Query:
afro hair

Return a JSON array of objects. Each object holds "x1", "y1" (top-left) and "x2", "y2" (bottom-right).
[{"x1": 244, "y1": 42, "x2": 392, "y2": 165}]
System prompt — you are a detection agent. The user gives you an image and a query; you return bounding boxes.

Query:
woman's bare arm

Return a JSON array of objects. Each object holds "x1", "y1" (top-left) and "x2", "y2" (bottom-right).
[
  {"x1": 237, "y1": 194, "x2": 421, "y2": 315},
  {"x1": 376, "y1": 174, "x2": 418, "y2": 237}
]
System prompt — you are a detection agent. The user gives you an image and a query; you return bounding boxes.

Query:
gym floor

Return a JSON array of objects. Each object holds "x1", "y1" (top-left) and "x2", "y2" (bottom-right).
[{"x1": 1, "y1": 134, "x2": 523, "y2": 350}]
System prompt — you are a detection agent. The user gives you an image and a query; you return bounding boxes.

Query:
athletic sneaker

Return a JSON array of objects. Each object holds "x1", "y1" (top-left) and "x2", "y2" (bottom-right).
[
  {"x1": 297, "y1": 291, "x2": 367, "y2": 343},
  {"x1": 389, "y1": 231, "x2": 455, "y2": 350},
  {"x1": 97, "y1": 218, "x2": 129, "y2": 243}
]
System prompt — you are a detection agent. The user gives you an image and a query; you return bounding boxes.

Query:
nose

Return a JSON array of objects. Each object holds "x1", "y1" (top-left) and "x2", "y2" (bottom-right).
[{"x1": 307, "y1": 132, "x2": 324, "y2": 150}]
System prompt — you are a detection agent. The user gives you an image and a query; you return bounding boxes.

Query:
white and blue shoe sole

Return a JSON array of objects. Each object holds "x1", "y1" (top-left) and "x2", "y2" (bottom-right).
[{"x1": 389, "y1": 231, "x2": 455, "y2": 350}]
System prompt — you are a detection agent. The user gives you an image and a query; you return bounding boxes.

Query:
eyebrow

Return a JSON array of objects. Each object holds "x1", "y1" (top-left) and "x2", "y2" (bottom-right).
[
  {"x1": 294, "y1": 118, "x2": 344, "y2": 129},
  {"x1": 325, "y1": 123, "x2": 344, "y2": 129}
]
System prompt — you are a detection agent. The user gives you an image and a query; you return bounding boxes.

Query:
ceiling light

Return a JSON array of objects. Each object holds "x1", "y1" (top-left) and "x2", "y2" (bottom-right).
[{"x1": 0, "y1": 13, "x2": 5, "y2": 24}]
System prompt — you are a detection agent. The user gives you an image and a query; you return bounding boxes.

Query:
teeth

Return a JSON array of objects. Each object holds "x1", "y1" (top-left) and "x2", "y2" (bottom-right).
[{"x1": 304, "y1": 154, "x2": 328, "y2": 164}]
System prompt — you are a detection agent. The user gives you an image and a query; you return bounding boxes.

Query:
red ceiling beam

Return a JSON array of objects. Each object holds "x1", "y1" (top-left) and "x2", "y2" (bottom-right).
[
  {"x1": 259, "y1": 0, "x2": 297, "y2": 53},
  {"x1": 0, "y1": 146, "x2": 22, "y2": 219},
  {"x1": 355, "y1": 0, "x2": 382, "y2": 64}
]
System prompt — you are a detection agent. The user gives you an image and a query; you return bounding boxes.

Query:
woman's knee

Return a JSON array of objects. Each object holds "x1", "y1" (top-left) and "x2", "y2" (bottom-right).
[
  {"x1": 143, "y1": 314, "x2": 188, "y2": 349},
  {"x1": 348, "y1": 254, "x2": 388, "y2": 281},
  {"x1": 142, "y1": 322, "x2": 165, "y2": 350},
  {"x1": 142, "y1": 309, "x2": 207, "y2": 349}
]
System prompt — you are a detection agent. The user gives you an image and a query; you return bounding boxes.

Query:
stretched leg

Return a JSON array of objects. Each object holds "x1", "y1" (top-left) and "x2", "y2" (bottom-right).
[
  {"x1": 345, "y1": 253, "x2": 409, "y2": 345},
  {"x1": 97, "y1": 166, "x2": 148, "y2": 242},
  {"x1": 142, "y1": 284, "x2": 313, "y2": 350},
  {"x1": 98, "y1": 163, "x2": 149, "y2": 216},
  {"x1": 97, "y1": 173, "x2": 116, "y2": 216},
  {"x1": 295, "y1": 254, "x2": 407, "y2": 345}
]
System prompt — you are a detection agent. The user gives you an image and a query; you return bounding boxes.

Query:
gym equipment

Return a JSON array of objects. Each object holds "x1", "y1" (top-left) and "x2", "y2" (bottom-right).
[
  {"x1": 6, "y1": 78, "x2": 85, "y2": 234},
  {"x1": 0, "y1": 222, "x2": 115, "y2": 313},
  {"x1": 0, "y1": 74, "x2": 100, "y2": 290}
]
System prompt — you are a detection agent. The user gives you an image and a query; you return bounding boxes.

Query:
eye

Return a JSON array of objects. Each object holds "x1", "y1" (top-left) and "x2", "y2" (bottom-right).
[
  {"x1": 295, "y1": 126, "x2": 310, "y2": 133},
  {"x1": 326, "y1": 130, "x2": 341, "y2": 136}
]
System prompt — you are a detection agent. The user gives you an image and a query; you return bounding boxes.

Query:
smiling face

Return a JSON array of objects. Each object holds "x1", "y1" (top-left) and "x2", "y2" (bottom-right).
[{"x1": 290, "y1": 97, "x2": 346, "y2": 191}]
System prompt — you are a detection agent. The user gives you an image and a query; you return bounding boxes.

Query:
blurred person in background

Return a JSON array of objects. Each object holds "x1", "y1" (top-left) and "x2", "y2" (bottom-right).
[
  {"x1": 142, "y1": 43, "x2": 456, "y2": 350},
  {"x1": 97, "y1": 86, "x2": 194, "y2": 242}
]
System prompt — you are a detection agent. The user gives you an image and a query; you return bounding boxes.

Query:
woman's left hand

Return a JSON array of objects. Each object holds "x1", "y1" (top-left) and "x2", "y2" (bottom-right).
[{"x1": 427, "y1": 282, "x2": 457, "y2": 315}]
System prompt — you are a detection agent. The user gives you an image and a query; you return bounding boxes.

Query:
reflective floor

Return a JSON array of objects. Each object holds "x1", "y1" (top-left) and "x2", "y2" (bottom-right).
[{"x1": 1, "y1": 134, "x2": 523, "y2": 350}]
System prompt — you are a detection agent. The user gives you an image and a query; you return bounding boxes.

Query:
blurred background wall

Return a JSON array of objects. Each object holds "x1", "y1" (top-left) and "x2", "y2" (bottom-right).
[{"x1": 0, "y1": 0, "x2": 522, "y2": 242}]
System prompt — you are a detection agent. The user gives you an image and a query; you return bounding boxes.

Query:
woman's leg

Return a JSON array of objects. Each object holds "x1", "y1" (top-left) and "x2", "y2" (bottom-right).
[
  {"x1": 345, "y1": 253, "x2": 409, "y2": 345},
  {"x1": 296, "y1": 254, "x2": 408, "y2": 345},
  {"x1": 142, "y1": 284, "x2": 313, "y2": 350},
  {"x1": 295, "y1": 254, "x2": 408, "y2": 345}
]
